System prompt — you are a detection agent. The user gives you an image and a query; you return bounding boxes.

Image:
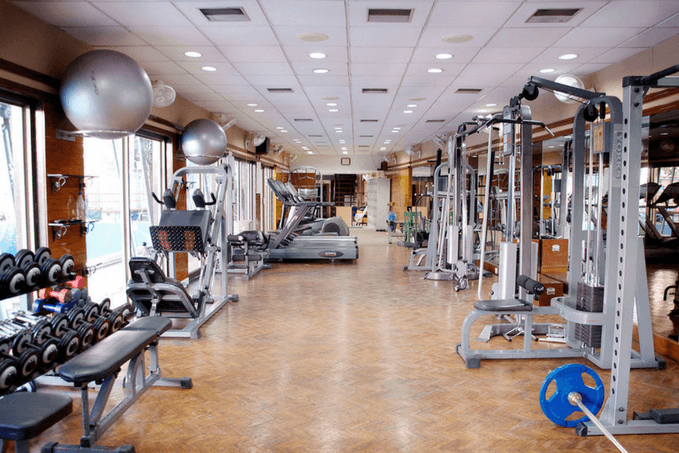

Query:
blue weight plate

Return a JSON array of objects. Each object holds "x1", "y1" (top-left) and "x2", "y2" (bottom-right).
[{"x1": 539, "y1": 363, "x2": 605, "y2": 427}]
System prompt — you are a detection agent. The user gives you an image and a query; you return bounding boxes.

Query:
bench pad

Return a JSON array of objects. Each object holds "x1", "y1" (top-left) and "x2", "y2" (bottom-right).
[
  {"x1": 123, "y1": 316, "x2": 172, "y2": 335},
  {"x1": 59, "y1": 330, "x2": 157, "y2": 384},
  {"x1": 474, "y1": 299, "x2": 533, "y2": 312},
  {"x1": 0, "y1": 393, "x2": 72, "y2": 440}
]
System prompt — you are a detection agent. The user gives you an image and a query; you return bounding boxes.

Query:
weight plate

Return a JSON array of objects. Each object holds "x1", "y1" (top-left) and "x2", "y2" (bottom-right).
[
  {"x1": 0, "y1": 360, "x2": 16, "y2": 390},
  {"x1": 67, "y1": 307, "x2": 85, "y2": 329},
  {"x1": 17, "y1": 349, "x2": 39, "y2": 378},
  {"x1": 0, "y1": 253, "x2": 15, "y2": 274},
  {"x1": 100, "y1": 298, "x2": 111, "y2": 312},
  {"x1": 83, "y1": 303, "x2": 100, "y2": 323},
  {"x1": 0, "y1": 338, "x2": 10, "y2": 356},
  {"x1": 7, "y1": 267, "x2": 26, "y2": 295},
  {"x1": 41, "y1": 340, "x2": 59, "y2": 365},
  {"x1": 23, "y1": 263, "x2": 41, "y2": 288},
  {"x1": 34, "y1": 247, "x2": 51, "y2": 266},
  {"x1": 14, "y1": 250, "x2": 34, "y2": 269},
  {"x1": 59, "y1": 254, "x2": 75, "y2": 277},
  {"x1": 93, "y1": 317, "x2": 110, "y2": 342},
  {"x1": 52, "y1": 315, "x2": 70, "y2": 338},
  {"x1": 539, "y1": 363, "x2": 605, "y2": 428},
  {"x1": 11, "y1": 330, "x2": 31, "y2": 356}
]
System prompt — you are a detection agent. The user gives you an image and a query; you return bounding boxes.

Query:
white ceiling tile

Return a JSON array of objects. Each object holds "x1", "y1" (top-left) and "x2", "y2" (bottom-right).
[
  {"x1": 454, "y1": 63, "x2": 524, "y2": 87},
  {"x1": 213, "y1": 85, "x2": 263, "y2": 99},
  {"x1": 12, "y1": 2, "x2": 117, "y2": 27},
  {"x1": 351, "y1": 63, "x2": 408, "y2": 77},
  {"x1": 177, "y1": 61, "x2": 240, "y2": 75},
  {"x1": 194, "y1": 74, "x2": 251, "y2": 85},
  {"x1": 570, "y1": 63, "x2": 611, "y2": 76},
  {"x1": 410, "y1": 46, "x2": 480, "y2": 65},
  {"x1": 285, "y1": 45, "x2": 348, "y2": 64},
  {"x1": 153, "y1": 74, "x2": 203, "y2": 86},
  {"x1": 100, "y1": 46, "x2": 170, "y2": 62},
  {"x1": 303, "y1": 86, "x2": 351, "y2": 101},
  {"x1": 404, "y1": 63, "x2": 465, "y2": 78},
  {"x1": 473, "y1": 47, "x2": 545, "y2": 64},
  {"x1": 230, "y1": 61, "x2": 294, "y2": 76},
  {"x1": 193, "y1": 100, "x2": 236, "y2": 111},
  {"x1": 128, "y1": 26, "x2": 212, "y2": 46},
  {"x1": 61, "y1": 27, "x2": 147, "y2": 46},
  {"x1": 141, "y1": 61, "x2": 187, "y2": 75},
  {"x1": 530, "y1": 47, "x2": 609, "y2": 64},
  {"x1": 394, "y1": 86, "x2": 447, "y2": 99},
  {"x1": 657, "y1": 12, "x2": 679, "y2": 27},
  {"x1": 349, "y1": 27, "x2": 422, "y2": 47},
  {"x1": 419, "y1": 27, "x2": 497, "y2": 48},
  {"x1": 582, "y1": 1, "x2": 679, "y2": 28},
  {"x1": 273, "y1": 25, "x2": 348, "y2": 46},
  {"x1": 351, "y1": 76, "x2": 403, "y2": 88},
  {"x1": 512, "y1": 63, "x2": 581, "y2": 80},
  {"x1": 590, "y1": 47, "x2": 645, "y2": 64},
  {"x1": 350, "y1": 47, "x2": 412, "y2": 63},
  {"x1": 503, "y1": 1, "x2": 607, "y2": 28},
  {"x1": 428, "y1": 2, "x2": 522, "y2": 28},
  {"x1": 173, "y1": 0, "x2": 270, "y2": 27},
  {"x1": 297, "y1": 75, "x2": 351, "y2": 86},
  {"x1": 245, "y1": 75, "x2": 300, "y2": 86},
  {"x1": 619, "y1": 27, "x2": 679, "y2": 48},
  {"x1": 156, "y1": 46, "x2": 227, "y2": 62},
  {"x1": 257, "y1": 88, "x2": 309, "y2": 103},
  {"x1": 93, "y1": 2, "x2": 194, "y2": 27},
  {"x1": 487, "y1": 28, "x2": 570, "y2": 47},
  {"x1": 218, "y1": 46, "x2": 287, "y2": 63},
  {"x1": 291, "y1": 62, "x2": 349, "y2": 76},
  {"x1": 400, "y1": 75, "x2": 456, "y2": 87},
  {"x1": 199, "y1": 26, "x2": 278, "y2": 46},
  {"x1": 346, "y1": 0, "x2": 434, "y2": 27},
  {"x1": 181, "y1": 91, "x2": 219, "y2": 102},
  {"x1": 261, "y1": 0, "x2": 346, "y2": 26},
  {"x1": 173, "y1": 83, "x2": 214, "y2": 95},
  {"x1": 554, "y1": 26, "x2": 645, "y2": 48}
]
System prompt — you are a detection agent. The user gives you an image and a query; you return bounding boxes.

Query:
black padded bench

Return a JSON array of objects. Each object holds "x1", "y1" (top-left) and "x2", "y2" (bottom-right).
[
  {"x1": 0, "y1": 392, "x2": 72, "y2": 453},
  {"x1": 227, "y1": 231, "x2": 271, "y2": 280},
  {"x1": 42, "y1": 316, "x2": 191, "y2": 452}
]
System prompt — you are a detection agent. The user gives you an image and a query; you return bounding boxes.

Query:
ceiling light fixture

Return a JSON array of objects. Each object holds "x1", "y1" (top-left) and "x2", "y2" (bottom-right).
[
  {"x1": 407, "y1": 104, "x2": 418, "y2": 108},
  {"x1": 342, "y1": 151, "x2": 348, "y2": 155},
  {"x1": 254, "y1": 109, "x2": 264, "y2": 113},
  {"x1": 329, "y1": 108, "x2": 339, "y2": 112},
  {"x1": 281, "y1": 130, "x2": 288, "y2": 133},
  {"x1": 247, "y1": 103, "x2": 257, "y2": 107},
  {"x1": 341, "y1": 146, "x2": 347, "y2": 150},
  {"x1": 276, "y1": 126, "x2": 284, "y2": 129},
  {"x1": 485, "y1": 103, "x2": 497, "y2": 107},
  {"x1": 298, "y1": 33, "x2": 329, "y2": 42},
  {"x1": 436, "y1": 53, "x2": 453, "y2": 59},
  {"x1": 201, "y1": 66, "x2": 217, "y2": 72},
  {"x1": 327, "y1": 103, "x2": 338, "y2": 106},
  {"x1": 380, "y1": 147, "x2": 387, "y2": 151},
  {"x1": 307, "y1": 151, "x2": 313, "y2": 154},
  {"x1": 309, "y1": 52, "x2": 326, "y2": 59},
  {"x1": 559, "y1": 53, "x2": 579, "y2": 60},
  {"x1": 441, "y1": 34, "x2": 473, "y2": 44},
  {"x1": 539, "y1": 68, "x2": 555, "y2": 73},
  {"x1": 427, "y1": 68, "x2": 443, "y2": 73},
  {"x1": 403, "y1": 110, "x2": 413, "y2": 114},
  {"x1": 184, "y1": 51, "x2": 202, "y2": 58},
  {"x1": 313, "y1": 68, "x2": 330, "y2": 74},
  {"x1": 393, "y1": 127, "x2": 401, "y2": 130},
  {"x1": 391, "y1": 130, "x2": 399, "y2": 133}
]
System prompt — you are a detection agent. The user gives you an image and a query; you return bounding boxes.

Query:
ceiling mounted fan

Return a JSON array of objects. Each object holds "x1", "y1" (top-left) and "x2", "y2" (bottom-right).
[{"x1": 152, "y1": 80, "x2": 176, "y2": 108}]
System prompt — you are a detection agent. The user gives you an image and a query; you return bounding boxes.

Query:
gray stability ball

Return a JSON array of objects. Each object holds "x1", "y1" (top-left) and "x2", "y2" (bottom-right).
[
  {"x1": 181, "y1": 119, "x2": 227, "y2": 165},
  {"x1": 60, "y1": 50, "x2": 153, "y2": 140}
]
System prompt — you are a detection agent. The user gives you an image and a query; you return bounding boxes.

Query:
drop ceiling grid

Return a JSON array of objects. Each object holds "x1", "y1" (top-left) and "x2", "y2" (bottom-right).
[{"x1": 9, "y1": 0, "x2": 679, "y2": 157}]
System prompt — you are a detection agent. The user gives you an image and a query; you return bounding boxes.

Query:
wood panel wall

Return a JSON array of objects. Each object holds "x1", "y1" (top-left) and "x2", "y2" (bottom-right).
[{"x1": 388, "y1": 168, "x2": 412, "y2": 222}]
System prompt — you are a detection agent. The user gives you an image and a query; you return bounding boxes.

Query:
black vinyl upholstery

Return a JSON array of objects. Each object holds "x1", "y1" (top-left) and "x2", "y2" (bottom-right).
[{"x1": 0, "y1": 393, "x2": 72, "y2": 441}]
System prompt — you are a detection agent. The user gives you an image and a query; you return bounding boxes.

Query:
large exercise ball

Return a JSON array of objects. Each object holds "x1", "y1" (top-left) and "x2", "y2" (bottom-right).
[
  {"x1": 60, "y1": 50, "x2": 153, "y2": 140},
  {"x1": 181, "y1": 119, "x2": 227, "y2": 165}
]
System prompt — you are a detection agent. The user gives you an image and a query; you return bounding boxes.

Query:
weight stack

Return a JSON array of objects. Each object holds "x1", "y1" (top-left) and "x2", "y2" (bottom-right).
[{"x1": 575, "y1": 281, "x2": 604, "y2": 348}]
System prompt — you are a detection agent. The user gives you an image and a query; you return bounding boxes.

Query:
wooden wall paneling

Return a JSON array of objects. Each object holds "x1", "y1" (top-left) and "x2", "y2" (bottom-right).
[{"x1": 388, "y1": 168, "x2": 411, "y2": 222}]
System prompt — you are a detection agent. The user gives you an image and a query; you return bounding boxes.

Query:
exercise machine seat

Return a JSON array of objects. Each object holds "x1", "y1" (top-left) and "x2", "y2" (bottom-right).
[
  {"x1": 0, "y1": 392, "x2": 72, "y2": 441},
  {"x1": 127, "y1": 258, "x2": 198, "y2": 315},
  {"x1": 123, "y1": 316, "x2": 173, "y2": 335},
  {"x1": 474, "y1": 299, "x2": 533, "y2": 312}
]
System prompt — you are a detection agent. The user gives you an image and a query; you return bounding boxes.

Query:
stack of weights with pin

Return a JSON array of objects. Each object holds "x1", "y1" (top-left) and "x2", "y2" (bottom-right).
[{"x1": 575, "y1": 136, "x2": 605, "y2": 349}]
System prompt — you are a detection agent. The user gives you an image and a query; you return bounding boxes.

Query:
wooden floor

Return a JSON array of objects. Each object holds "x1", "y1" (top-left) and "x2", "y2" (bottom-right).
[{"x1": 25, "y1": 228, "x2": 679, "y2": 452}]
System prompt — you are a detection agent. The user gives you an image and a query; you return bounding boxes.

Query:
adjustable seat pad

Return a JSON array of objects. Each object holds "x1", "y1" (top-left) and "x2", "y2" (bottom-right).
[
  {"x1": 123, "y1": 316, "x2": 172, "y2": 335},
  {"x1": 129, "y1": 257, "x2": 176, "y2": 285},
  {"x1": 474, "y1": 299, "x2": 533, "y2": 312},
  {"x1": 59, "y1": 330, "x2": 158, "y2": 385},
  {"x1": 0, "y1": 393, "x2": 72, "y2": 440}
]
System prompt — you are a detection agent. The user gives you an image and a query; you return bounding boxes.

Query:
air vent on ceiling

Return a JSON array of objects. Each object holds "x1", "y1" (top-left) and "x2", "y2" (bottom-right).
[
  {"x1": 362, "y1": 88, "x2": 389, "y2": 94},
  {"x1": 367, "y1": 8, "x2": 413, "y2": 23},
  {"x1": 456, "y1": 88, "x2": 483, "y2": 94},
  {"x1": 526, "y1": 8, "x2": 581, "y2": 24},
  {"x1": 360, "y1": 119, "x2": 379, "y2": 123},
  {"x1": 267, "y1": 88, "x2": 294, "y2": 93},
  {"x1": 358, "y1": 145, "x2": 370, "y2": 148},
  {"x1": 426, "y1": 119, "x2": 446, "y2": 123},
  {"x1": 294, "y1": 118, "x2": 313, "y2": 122},
  {"x1": 309, "y1": 135, "x2": 323, "y2": 137},
  {"x1": 199, "y1": 7, "x2": 250, "y2": 22}
]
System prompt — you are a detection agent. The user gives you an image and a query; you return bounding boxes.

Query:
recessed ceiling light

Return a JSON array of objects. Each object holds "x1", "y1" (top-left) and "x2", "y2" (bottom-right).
[
  {"x1": 329, "y1": 108, "x2": 339, "y2": 112},
  {"x1": 335, "y1": 130, "x2": 342, "y2": 133},
  {"x1": 407, "y1": 104, "x2": 418, "y2": 108},
  {"x1": 393, "y1": 127, "x2": 401, "y2": 130},
  {"x1": 409, "y1": 97, "x2": 426, "y2": 101},
  {"x1": 485, "y1": 103, "x2": 497, "y2": 107},
  {"x1": 384, "y1": 141, "x2": 391, "y2": 144},
  {"x1": 322, "y1": 96, "x2": 340, "y2": 100},
  {"x1": 302, "y1": 146, "x2": 309, "y2": 150},
  {"x1": 307, "y1": 151, "x2": 313, "y2": 154},
  {"x1": 478, "y1": 109, "x2": 488, "y2": 113},
  {"x1": 298, "y1": 33, "x2": 329, "y2": 42},
  {"x1": 559, "y1": 53, "x2": 578, "y2": 60},
  {"x1": 327, "y1": 103, "x2": 338, "y2": 106},
  {"x1": 276, "y1": 126, "x2": 284, "y2": 129},
  {"x1": 380, "y1": 147, "x2": 387, "y2": 151},
  {"x1": 254, "y1": 109, "x2": 264, "y2": 113},
  {"x1": 539, "y1": 68, "x2": 555, "y2": 74},
  {"x1": 313, "y1": 68, "x2": 330, "y2": 74},
  {"x1": 403, "y1": 110, "x2": 413, "y2": 114},
  {"x1": 391, "y1": 130, "x2": 399, "y2": 133},
  {"x1": 334, "y1": 126, "x2": 342, "y2": 129},
  {"x1": 549, "y1": 145, "x2": 555, "y2": 148},
  {"x1": 441, "y1": 34, "x2": 473, "y2": 44},
  {"x1": 247, "y1": 103, "x2": 257, "y2": 107},
  {"x1": 341, "y1": 146, "x2": 347, "y2": 150},
  {"x1": 184, "y1": 51, "x2": 202, "y2": 58},
  {"x1": 436, "y1": 53, "x2": 453, "y2": 59},
  {"x1": 427, "y1": 68, "x2": 443, "y2": 73},
  {"x1": 202, "y1": 66, "x2": 217, "y2": 72},
  {"x1": 281, "y1": 130, "x2": 288, "y2": 133},
  {"x1": 309, "y1": 52, "x2": 326, "y2": 59},
  {"x1": 342, "y1": 151, "x2": 348, "y2": 155}
]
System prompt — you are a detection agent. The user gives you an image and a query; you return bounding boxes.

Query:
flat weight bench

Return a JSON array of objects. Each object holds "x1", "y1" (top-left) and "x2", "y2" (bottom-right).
[
  {"x1": 43, "y1": 316, "x2": 192, "y2": 452},
  {"x1": 227, "y1": 230, "x2": 271, "y2": 280},
  {"x1": 0, "y1": 393, "x2": 72, "y2": 453}
]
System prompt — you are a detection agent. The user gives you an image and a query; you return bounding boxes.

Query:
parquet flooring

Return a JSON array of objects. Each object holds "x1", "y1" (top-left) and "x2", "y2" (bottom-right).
[{"x1": 23, "y1": 228, "x2": 679, "y2": 452}]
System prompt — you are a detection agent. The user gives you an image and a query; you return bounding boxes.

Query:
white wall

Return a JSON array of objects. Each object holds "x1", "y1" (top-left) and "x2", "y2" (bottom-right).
[{"x1": 291, "y1": 154, "x2": 386, "y2": 175}]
